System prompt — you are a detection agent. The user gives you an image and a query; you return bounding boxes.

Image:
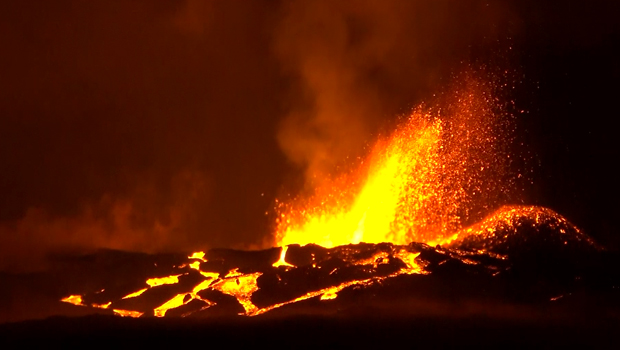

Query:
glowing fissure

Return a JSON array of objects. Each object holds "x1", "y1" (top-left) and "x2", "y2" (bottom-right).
[
  {"x1": 225, "y1": 268, "x2": 243, "y2": 278},
  {"x1": 191, "y1": 249, "x2": 425, "y2": 317},
  {"x1": 250, "y1": 250, "x2": 428, "y2": 316},
  {"x1": 252, "y1": 278, "x2": 374, "y2": 316},
  {"x1": 92, "y1": 301, "x2": 111, "y2": 309},
  {"x1": 146, "y1": 274, "x2": 183, "y2": 287},
  {"x1": 393, "y1": 251, "x2": 428, "y2": 275},
  {"x1": 60, "y1": 208, "x2": 589, "y2": 319},
  {"x1": 122, "y1": 288, "x2": 147, "y2": 299},
  {"x1": 188, "y1": 251, "x2": 206, "y2": 261},
  {"x1": 354, "y1": 251, "x2": 390, "y2": 269},
  {"x1": 272, "y1": 245, "x2": 295, "y2": 268},
  {"x1": 61, "y1": 295, "x2": 83, "y2": 306},
  {"x1": 212, "y1": 273, "x2": 262, "y2": 315},
  {"x1": 113, "y1": 309, "x2": 144, "y2": 318},
  {"x1": 153, "y1": 269, "x2": 219, "y2": 317},
  {"x1": 61, "y1": 247, "x2": 430, "y2": 318}
]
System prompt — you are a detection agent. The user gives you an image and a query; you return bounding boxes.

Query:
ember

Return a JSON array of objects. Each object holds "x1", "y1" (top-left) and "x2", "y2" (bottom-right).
[{"x1": 275, "y1": 75, "x2": 514, "y2": 249}]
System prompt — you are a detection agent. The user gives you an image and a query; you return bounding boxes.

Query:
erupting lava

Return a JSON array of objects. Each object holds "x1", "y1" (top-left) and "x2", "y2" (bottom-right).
[
  {"x1": 60, "y1": 74, "x2": 597, "y2": 320},
  {"x1": 276, "y1": 74, "x2": 515, "y2": 248}
]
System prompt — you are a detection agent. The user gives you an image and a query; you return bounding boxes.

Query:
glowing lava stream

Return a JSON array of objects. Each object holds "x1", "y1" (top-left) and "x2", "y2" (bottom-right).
[
  {"x1": 251, "y1": 249, "x2": 427, "y2": 316},
  {"x1": 61, "y1": 294, "x2": 145, "y2": 318},
  {"x1": 154, "y1": 278, "x2": 216, "y2": 317},
  {"x1": 151, "y1": 252, "x2": 217, "y2": 317},
  {"x1": 63, "y1": 203, "x2": 592, "y2": 319},
  {"x1": 272, "y1": 246, "x2": 295, "y2": 268},
  {"x1": 60, "y1": 246, "x2": 429, "y2": 318},
  {"x1": 146, "y1": 274, "x2": 183, "y2": 287},
  {"x1": 150, "y1": 247, "x2": 427, "y2": 317}
]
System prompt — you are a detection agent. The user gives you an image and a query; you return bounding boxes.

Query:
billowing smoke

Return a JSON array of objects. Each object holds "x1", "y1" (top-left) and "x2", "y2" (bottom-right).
[
  {"x1": 0, "y1": 1, "x2": 518, "y2": 271},
  {"x1": 274, "y1": 0, "x2": 515, "y2": 189}
]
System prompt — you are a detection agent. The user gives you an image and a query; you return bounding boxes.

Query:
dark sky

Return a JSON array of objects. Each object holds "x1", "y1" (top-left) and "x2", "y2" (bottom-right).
[{"x1": 1, "y1": 0, "x2": 618, "y2": 271}]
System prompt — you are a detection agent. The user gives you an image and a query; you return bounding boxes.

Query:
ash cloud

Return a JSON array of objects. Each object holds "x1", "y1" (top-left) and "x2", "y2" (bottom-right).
[{"x1": 0, "y1": 0, "x2": 519, "y2": 271}]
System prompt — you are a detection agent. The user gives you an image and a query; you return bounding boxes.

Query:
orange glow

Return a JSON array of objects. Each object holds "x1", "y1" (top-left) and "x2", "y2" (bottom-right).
[
  {"x1": 252, "y1": 278, "x2": 377, "y2": 316},
  {"x1": 188, "y1": 251, "x2": 206, "y2": 261},
  {"x1": 154, "y1": 294, "x2": 188, "y2": 317},
  {"x1": 113, "y1": 309, "x2": 143, "y2": 318},
  {"x1": 319, "y1": 288, "x2": 339, "y2": 300},
  {"x1": 146, "y1": 274, "x2": 182, "y2": 287},
  {"x1": 250, "y1": 249, "x2": 428, "y2": 316},
  {"x1": 224, "y1": 268, "x2": 243, "y2": 278},
  {"x1": 61, "y1": 295, "x2": 83, "y2": 306},
  {"x1": 272, "y1": 245, "x2": 295, "y2": 268},
  {"x1": 187, "y1": 253, "x2": 220, "y2": 278},
  {"x1": 122, "y1": 288, "x2": 148, "y2": 299},
  {"x1": 92, "y1": 301, "x2": 112, "y2": 309},
  {"x1": 189, "y1": 261, "x2": 201, "y2": 270},
  {"x1": 212, "y1": 273, "x2": 262, "y2": 315},
  {"x1": 152, "y1": 275, "x2": 218, "y2": 317},
  {"x1": 354, "y1": 251, "x2": 391, "y2": 268},
  {"x1": 57, "y1": 241, "x2": 463, "y2": 318},
  {"x1": 393, "y1": 250, "x2": 428, "y2": 275},
  {"x1": 199, "y1": 271, "x2": 219, "y2": 279},
  {"x1": 446, "y1": 205, "x2": 594, "y2": 249},
  {"x1": 192, "y1": 279, "x2": 215, "y2": 294},
  {"x1": 58, "y1": 76, "x2": 585, "y2": 321},
  {"x1": 276, "y1": 77, "x2": 512, "y2": 248}
]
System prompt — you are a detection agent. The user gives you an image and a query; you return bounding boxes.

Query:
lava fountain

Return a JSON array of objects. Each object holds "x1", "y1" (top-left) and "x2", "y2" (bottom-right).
[
  {"x1": 275, "y1": 73, "x2": 517, "y2": 248},
  {"x1": 56, "y1": 73, "x2": 599, "y2": 320}
]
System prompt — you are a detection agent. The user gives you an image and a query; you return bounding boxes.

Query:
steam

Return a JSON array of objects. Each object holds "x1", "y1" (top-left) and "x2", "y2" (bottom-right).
[
  {"x1": 274, "y1": 0, "x2": 515, "y2": 187},
  {"x1": 0, "y1": 169, "x2": 211, "y2": 272}
]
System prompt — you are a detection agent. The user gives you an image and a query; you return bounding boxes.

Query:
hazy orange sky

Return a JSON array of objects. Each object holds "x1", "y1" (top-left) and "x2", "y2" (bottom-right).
[{"x1": 1, "y1": 0, "x2": 618, "y2": 271}]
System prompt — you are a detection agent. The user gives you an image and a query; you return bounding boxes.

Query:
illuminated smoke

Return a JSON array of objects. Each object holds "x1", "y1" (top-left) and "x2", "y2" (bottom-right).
[
  {"x1": 274, "y1": 0, "x2": 515, "y2": 187},
  {"x1": 275, "y1": 73, "x2": 518, "y2": 247},
  {"x1": 0, "y1": 1, "x2": 516, "y2": 271},
  {"x1": 0, "y1": 169, "x2": 211, "y2": 271}
]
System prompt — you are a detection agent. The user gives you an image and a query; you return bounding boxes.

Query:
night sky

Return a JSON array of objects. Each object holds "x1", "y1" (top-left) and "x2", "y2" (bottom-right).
[{"x1": 1, "y1": 0, "x2": 618, "y2": 271}]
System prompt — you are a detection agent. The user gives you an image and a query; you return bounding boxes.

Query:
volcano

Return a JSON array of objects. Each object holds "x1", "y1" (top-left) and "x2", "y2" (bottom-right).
[
  {"x1": 1, "y1": 205, "x2": 619, "y2": 345},
  {"x1": 2, "y1": 1, "x2": 619, "y2": 346},
  {"x1": 2, "y1": 75, "x2": 619, "y2": 345}
]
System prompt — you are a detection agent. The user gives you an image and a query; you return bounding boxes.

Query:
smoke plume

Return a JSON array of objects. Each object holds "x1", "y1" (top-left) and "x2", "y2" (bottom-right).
[
  {"x1": 0, "y1": 0, "x2": 517, "y2": 271},
  {"x1": 274, "y1": 0, "x2": 514, "y2": 187}
]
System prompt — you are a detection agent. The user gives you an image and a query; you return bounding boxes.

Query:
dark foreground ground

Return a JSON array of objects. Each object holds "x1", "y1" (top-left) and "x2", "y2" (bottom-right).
[{"x1": 1, "y1": 307, "x2": 618, "y2": 347}]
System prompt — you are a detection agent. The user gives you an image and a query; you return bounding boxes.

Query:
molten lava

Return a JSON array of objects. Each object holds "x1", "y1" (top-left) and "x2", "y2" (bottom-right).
[
  {"x1": 276, "y1": 75, "x2": 514, "y2": 248},
  {"x1": 59, "y1": 75, "x2": 598, "y2": 320},
  {"x1": 146, "y1": 275, "x2": 182, "y2": 287},
  {"x1": 272, "y1": 246, "x2": 295, "y2": 268}
]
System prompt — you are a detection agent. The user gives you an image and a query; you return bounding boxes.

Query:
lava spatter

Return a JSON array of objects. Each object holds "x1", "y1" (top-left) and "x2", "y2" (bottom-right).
[
  {"x1": 58, "y1": 75, "x2": 602, "y2": 320},
  {"x1": 275, "y1": 74, "x2": 516, "y2": 250}
]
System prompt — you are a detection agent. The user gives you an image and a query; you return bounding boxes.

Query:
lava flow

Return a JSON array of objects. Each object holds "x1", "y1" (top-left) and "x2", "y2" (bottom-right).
[{"x1": 59, "y1": 74, "x2": 600, "y2": 320}]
